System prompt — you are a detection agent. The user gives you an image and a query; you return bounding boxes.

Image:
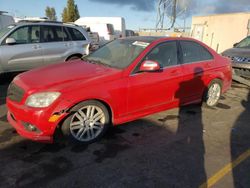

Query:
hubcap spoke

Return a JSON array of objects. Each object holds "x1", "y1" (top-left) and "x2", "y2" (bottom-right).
[
  {"x1": 78, "y1": 110, "x2": 87, "y2": 120},
  {"x1": 92, "y1": 125, "x2": 102, "y2": 130},
  {"x1": 71, "y1": 121, "x2": 82, "y2": 126},
  {"x1": 89, "y1": 128, "x2": 95, "y2": 138},
  {"x1": 76, "y1": 128, "x2": 84, "y2": 137},
  {"x1": 93, "y1": 112, "x2": 104, "y2": 123},
  {"x1": 71, "y1": 125, "x2": 83, "y2": 130},
  {"x1": 79, "y1": 128, "x2": 87, "y2": 139},
  {"x1": 75, "y1": 113, "x2": 84, "y2": 122},
  {"x1": 86, "y1": 106, "x2": 95, "y2": 118}
]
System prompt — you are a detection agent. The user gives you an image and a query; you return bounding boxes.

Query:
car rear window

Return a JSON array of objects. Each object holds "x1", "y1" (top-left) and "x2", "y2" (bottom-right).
[
  {"x1": 67, "y1": 27, "x2": 86, "y2": 41},
  {"x1": 180, "y1": 41, "x2": 213, "y2": 64}
]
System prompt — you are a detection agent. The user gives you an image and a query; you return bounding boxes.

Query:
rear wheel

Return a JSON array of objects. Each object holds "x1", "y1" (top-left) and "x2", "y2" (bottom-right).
[
  {"x1": 204, "y1": 79, "x2": 222, "y2": 107},
  {"x1": 61, "y1": 100, "x2": 110, "y2": 144},
  {"x1": 66, "y1": 55, "x2": 81, "y2": 61}
]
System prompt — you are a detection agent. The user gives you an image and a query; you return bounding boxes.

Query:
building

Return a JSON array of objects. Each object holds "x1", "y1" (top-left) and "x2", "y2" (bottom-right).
[{"x1": 191, "y1": 12, "x2": 250, "y2": 53}]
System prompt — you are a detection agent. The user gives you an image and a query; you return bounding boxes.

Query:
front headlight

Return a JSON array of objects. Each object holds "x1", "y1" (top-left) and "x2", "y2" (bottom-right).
[{"x1": 25, "y1": 92, "x2": 61, "y2": 108}]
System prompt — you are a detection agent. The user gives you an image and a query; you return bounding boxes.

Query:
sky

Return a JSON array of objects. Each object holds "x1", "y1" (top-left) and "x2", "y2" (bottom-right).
[{"x1": 0, "y1": 0, "x2": 250, "y2": 30}]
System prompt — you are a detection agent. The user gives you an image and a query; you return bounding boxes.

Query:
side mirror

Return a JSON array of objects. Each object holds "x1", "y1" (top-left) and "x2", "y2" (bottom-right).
[
  {"x1": 233, "y1": 43, "x2": 238, "y2": 47},
  {"x1": 6, "y1": 38, "x2": 16, "y2": 45},
  {"x1": 139, "y1": 60, "x2": 161, "y2": 72}
]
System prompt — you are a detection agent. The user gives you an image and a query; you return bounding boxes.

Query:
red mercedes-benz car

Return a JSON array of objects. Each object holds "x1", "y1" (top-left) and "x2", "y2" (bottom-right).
[{"x1": 7, "y1": 37, "x2": 232, "y2": 144}]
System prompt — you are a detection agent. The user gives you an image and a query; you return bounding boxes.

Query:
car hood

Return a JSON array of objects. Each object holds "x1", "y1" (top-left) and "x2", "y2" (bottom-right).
[
  {"x1": 222, "y1": 47, "x2": 250, "y2": 58},
  {"x1": 14, "y1": 60, "x2": 122, "y2": 92}
]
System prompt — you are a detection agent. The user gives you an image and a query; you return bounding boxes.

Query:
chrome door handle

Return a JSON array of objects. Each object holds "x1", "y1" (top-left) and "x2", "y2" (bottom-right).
[{"x1": 32, "y1": 45, "x2": 41, "y2": 49}]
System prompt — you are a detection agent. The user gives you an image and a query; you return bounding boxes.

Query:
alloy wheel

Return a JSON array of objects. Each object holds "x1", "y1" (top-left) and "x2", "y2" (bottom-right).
[
  {"x1": 69, "y1": 105, "x2": 105, "y2": 142},
  {"x1": 206, "y1": 83, "x2": 221, "y2": 106}
]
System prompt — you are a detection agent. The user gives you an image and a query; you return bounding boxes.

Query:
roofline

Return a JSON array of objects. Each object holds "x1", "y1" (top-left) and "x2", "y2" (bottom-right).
[
  {"x1": 15, "y1": 21, "x2": 81, "y2": 27},
  {"x1": 193, "y1": 12, "x2": 250, "y2": 18}
]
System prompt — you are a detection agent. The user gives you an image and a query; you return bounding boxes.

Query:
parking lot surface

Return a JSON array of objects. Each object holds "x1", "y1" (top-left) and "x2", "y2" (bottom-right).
[{"x1": 0, "y1": 75, "x2": 249, "y2": 188}]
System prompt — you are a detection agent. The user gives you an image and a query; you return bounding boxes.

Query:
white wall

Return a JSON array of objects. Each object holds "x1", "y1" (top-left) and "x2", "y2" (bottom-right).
[{"x1": 191, "y1": 12, "x2": 250, "y2": 53}]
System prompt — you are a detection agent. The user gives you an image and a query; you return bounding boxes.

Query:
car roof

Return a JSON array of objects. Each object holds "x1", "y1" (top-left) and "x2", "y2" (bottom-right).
[
  {"x1": 123, "y1": 36, "x2": 164, "y2": 43},
  {"x1": 122, "y1": 36, "x2": 206, "y2": 44},
  {"x1": 12, "y1": 21, "x2": 81, "y2": 28}
]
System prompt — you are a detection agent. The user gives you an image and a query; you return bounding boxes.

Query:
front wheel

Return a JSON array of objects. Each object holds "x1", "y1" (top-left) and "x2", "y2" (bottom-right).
[
  {"x1": 61, "y1": 100, "x2": 110, "y2": 144},
  {"x1": 204, "y1": 79, "x2": 222, "y2": 107}
]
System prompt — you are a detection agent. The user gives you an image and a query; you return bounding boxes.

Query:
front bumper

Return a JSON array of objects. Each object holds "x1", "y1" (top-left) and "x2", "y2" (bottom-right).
[
  {"x1": 7, "y1": 98, "x2": 68, "y2": 143},
  {"x1": 232, "y1": 62, "x2": 250, "y2": 70}
]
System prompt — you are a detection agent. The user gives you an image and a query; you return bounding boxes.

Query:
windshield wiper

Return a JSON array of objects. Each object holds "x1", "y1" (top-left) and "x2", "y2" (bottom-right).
[{"x1": 81, "y1": 57, "x2": 112, "y2": 67}]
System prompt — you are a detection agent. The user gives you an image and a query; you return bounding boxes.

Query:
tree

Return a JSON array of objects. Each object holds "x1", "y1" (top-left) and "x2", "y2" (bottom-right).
[
  {"x1": 74, "y1": 5, "x2": 80, "y2": 21},
  {"x1": 61, "y1": 0, "x2": 80, "y2": 22},
  {"x1": 62, "y1": 7, "x2": 68, "y2": 22},
  {"x1": 45, "y1": 6, "x2": 57, "y2": 21}
]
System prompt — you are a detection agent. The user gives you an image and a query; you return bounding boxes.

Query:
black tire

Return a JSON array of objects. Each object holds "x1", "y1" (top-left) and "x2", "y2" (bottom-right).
[
  {"x1": 61, "y1": 100, "x2": 110, "y2": 144},
  {"x1": 203, "y1": 79, "x2": 222, "y2": 107}
]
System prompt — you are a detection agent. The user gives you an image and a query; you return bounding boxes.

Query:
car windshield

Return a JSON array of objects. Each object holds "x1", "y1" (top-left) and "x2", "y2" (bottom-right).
[
  {"x1": 0, "y1": 25, "x2": 15, "y2": 39},
  {"x1": 235, "y1": 36, "x2": 250, "y2": 48},
  {"x1": 82, "y1": 39, "x2": 149, "y2": 69}
]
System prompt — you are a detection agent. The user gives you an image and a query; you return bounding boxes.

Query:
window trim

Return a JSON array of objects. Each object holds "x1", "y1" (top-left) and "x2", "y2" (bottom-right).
[
  {"x1": 178, "y1": 40, "x2": 214, "y2": 65},
  {"x1": 130, "y1": 40, "x2": 181, "y2": 75}
]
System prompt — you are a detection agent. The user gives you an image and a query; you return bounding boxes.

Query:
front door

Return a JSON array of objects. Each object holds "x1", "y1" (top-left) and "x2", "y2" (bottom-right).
[
  {"x1": 0, "y1": 25, "x2": 43, "y2": 72},
  {"x1": 127, "y1": 41, "x2": 183, "y2": 115}
]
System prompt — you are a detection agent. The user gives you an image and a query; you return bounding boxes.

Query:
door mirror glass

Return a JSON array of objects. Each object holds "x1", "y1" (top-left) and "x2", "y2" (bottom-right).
[
  {"x1": 139, "y1": 60, "x2": 161, "y2": 72},
  {"x1": 5, "y1": 38, "x2": 16, "y2": 45}
]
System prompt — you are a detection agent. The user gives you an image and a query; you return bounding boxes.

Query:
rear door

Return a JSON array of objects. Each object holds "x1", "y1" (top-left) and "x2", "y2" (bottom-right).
[
  {"x1": 127, "y1": 41, "x2": 183, "y2": 115},
  {"x1": 66, "y1": 26, "x2": 89, "y2": 55},
  {"x1": 177, "y1": 40, "x2": 214, "y2": 104},
  {"x1": 41, "y1": 25, "x2": 70, "y2": 65},
  {"x1": 0, "y1": 25, "x2": 44, "y2": 72}
]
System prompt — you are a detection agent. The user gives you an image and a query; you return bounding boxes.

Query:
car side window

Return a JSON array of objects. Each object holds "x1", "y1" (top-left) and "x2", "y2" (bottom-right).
[
  {"x1": 67, "y1": 27, "x2": 86, "y2": 41},
  {"x1": 42, "y1": 26, "x2": 64, "y2": 42},
  {"x1": 42, "y1": 26, "x2": 55, "y2": 42},
  {"x1": 8, "y1": 26, "x2": 29, "y2": 44},
  {"x1": 180, "y1": 41, "x2": 213, "y2": 64},
  {"x1": 145, "y1": 41, "x2": 178, "y2": 68},
  {"x1": 62, "y1": 27, "x2": 71, "y2": 41},
  {"x1": 30, "y1": 26, "x2": 40, "y2": 43}
]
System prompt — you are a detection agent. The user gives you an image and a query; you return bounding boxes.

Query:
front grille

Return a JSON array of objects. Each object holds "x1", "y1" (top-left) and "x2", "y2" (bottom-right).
[
  {"x1": 7, "y1": 83, "x2": 25, "y2": 102},
  {"x1": 228, "y1": 56, "x2": 250, "y2": 63}
]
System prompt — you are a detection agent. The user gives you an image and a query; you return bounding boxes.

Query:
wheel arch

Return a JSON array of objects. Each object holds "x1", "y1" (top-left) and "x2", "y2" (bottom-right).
[
  {"x1": 66, "y1": 98, "x2": 114, "y2": 125},
  {"x1": 65, "y1": 53, "x2": 83, "y2": 61}
]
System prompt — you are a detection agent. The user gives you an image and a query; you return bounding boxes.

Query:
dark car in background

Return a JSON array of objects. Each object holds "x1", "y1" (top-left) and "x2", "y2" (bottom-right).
[{"x1": 222, "y1": 36, "x2": 250, "y2": 79}]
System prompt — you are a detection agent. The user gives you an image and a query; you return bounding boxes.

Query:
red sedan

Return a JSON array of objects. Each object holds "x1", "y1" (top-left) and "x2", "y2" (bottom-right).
[{"x1": 6, "y1": 37, "x2": 232, "y2": 144}]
